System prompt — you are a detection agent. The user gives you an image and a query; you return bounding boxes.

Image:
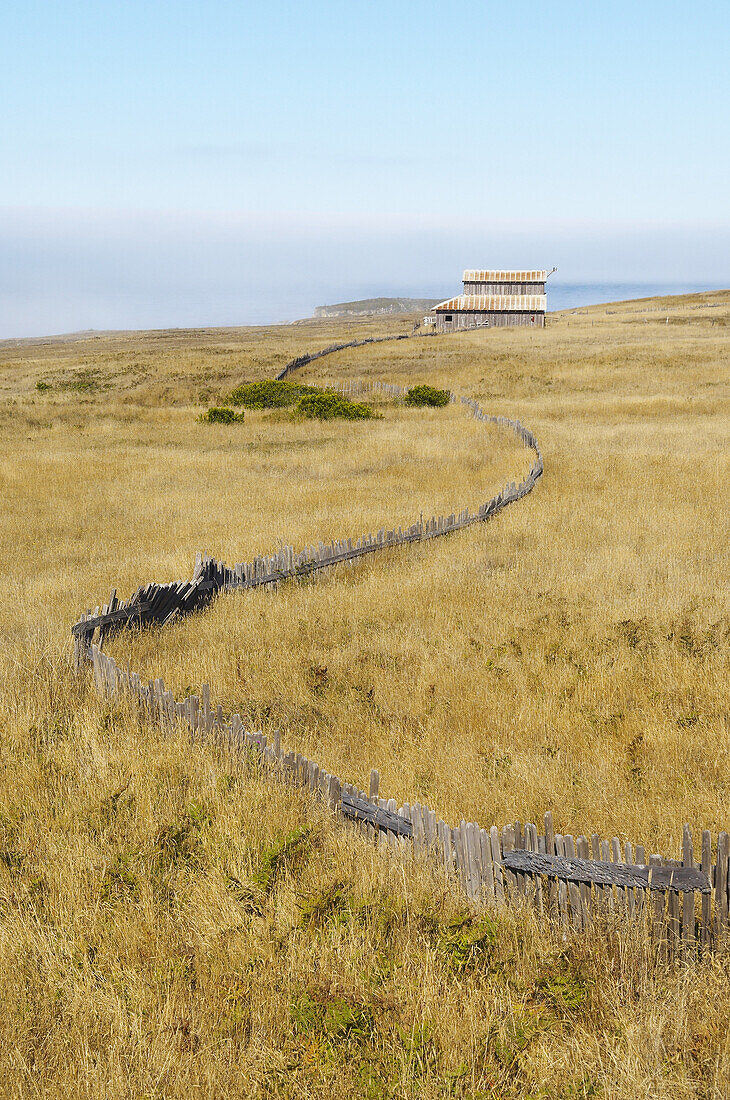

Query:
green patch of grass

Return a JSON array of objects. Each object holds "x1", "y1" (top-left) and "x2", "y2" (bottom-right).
[
  {"x1": 153, "y1": 801, "x2": 213, "y2": 872},
  {"x1": 228, "y1": 825, "x2": 314, "y2": 914},
  {"x1": 398, "y1": 1021, "x2": 439, "y2": 1078},
  {"x1": 100, "y1": 852, "x2": 140, "y2": 904},
  {"x1": 535, "y1": 967, "x2": 591, "y2": 1017},
  {"x1": 61, "y1": 368, "x2": 106, "y2": 392},
  {"x1": 404, "y1": 384, "x2": 450, "y2": 407},
  {"x1": 35, "y1": 380, "x2": 51, "y2": 392},
  {"x1": 252, "y1": 824, "x2": 312, "y2": 895},
  {"x1": 290, "y1": 990, "x2": 376, "y2": 1044},
  {"x1": 298, "y1": 878, "x2": 354, "y2": 927},
  {"x1": 198, "y1": 406, "x2": 245, "y2": 424},
  {"x1": 431, "y1": 912, "x2": 500, "y2": 973}
]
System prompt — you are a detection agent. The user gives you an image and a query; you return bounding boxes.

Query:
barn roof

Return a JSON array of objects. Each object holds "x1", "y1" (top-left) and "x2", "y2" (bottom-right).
[
  {"x1": 434, "y1": 294, "x2": 547, "y2": 312},
  {"x1": 463, "y1": 270, "x2": 548, "y2": 283}
]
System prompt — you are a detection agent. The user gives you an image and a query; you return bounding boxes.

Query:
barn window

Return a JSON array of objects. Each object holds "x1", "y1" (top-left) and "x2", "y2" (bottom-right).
[{"x1": 445, "y1": 314, "x2": 453, "y2": 322}]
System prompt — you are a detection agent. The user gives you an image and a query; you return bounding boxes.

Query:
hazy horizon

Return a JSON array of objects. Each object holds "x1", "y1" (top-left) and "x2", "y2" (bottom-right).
[
  {"x1": 2, "y1": 207, "x2": 729, "y2": 340},
  {"x1": 1, "y1": 278, "x2": 726, "y2": 343},
  {"x1": 2, "y1": 1, "x2": 729, "y2": 339}
]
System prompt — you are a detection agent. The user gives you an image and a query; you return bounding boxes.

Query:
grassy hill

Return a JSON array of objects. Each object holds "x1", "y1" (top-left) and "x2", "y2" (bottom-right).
[
  {"x1": 1, "y1": 291, "x2": 729, "y2": 1097},
  {"x1": 313, "y1": 296, "x2": 440, "y2": 318}
]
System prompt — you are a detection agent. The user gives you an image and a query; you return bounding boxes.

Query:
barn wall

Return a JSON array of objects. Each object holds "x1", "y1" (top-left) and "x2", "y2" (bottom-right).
[
  {"x1": 435, "y1": 311, "x2": 545, "y2": 332},
  {"x1": 463, "y1": 281, "x2": 545, "y2": 295}
]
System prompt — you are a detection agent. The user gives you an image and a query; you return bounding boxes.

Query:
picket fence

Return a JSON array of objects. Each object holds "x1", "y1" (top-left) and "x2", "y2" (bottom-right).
[{"x1": 71, "y1": 368, "x2": 724, "y2": 956}]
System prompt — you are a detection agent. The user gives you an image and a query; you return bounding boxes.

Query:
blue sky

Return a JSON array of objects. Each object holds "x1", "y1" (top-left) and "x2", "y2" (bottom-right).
[{"x1": 2, "y1": 0, "x2": 729, "y2": 336}]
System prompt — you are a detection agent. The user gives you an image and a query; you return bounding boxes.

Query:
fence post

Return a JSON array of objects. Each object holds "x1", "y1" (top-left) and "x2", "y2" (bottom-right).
[{"x1": 682, "y1": 826, "x2": 696, "y2": 955}]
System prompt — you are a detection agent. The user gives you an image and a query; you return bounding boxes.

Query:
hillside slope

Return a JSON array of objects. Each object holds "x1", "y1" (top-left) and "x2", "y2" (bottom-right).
[
  {"x1": 0, "y1": 292, "x2": 729, "y2": 1097},
  {"x1": 313, "y1": 296, "x2": 440, "y2": 318}
]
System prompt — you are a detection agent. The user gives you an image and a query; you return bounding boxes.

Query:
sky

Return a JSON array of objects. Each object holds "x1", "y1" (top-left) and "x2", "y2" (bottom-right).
[{"x1": 2, "y1": 0, "x2": 729, "y2": 337}]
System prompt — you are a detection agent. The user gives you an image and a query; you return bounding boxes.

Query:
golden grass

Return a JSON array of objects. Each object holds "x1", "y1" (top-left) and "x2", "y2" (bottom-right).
[{"x1": 1, "y1": 291, "x2": 729, "y2": 1097}]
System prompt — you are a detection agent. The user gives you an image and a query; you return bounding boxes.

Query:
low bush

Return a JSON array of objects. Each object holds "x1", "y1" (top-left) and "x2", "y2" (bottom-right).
[
  {"x1": 35, "y1": 380, "x2": 51, "y2": 392},
  {"x1": 294, "y1": 392, "x2": 377, "y2": 420},
  {"x1": 61, "y1": 368, "x2": 104, "y2": 392},
  {"x1": 228, "y1": 379, "x2": 317, "y2": 408},
  {"x1": 199, "y1": 406, "x2": 245, "y2": 424},
  {"x1": 404, "y1": 384, "x2": 450, "y2": 407}
]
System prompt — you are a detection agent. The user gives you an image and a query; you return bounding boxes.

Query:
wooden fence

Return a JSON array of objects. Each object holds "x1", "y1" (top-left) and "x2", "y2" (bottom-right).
[
  {"x1": 274, "y1": 332, "x2": 429, "y2": 381},
  {"x1": 72, "y1": 385, "x2": 543, "y2": 664},
  {"x1": 84, "y1": 641, "x2": 721, "y2": 959},
  {"x1": 71, "y1": 363, "x2": 723, "y2": 956}
]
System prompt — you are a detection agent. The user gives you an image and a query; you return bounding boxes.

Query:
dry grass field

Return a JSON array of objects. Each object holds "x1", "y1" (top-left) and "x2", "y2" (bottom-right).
[{"x1": 0, "y1": 291, "x2": 729, "y2": 1098}]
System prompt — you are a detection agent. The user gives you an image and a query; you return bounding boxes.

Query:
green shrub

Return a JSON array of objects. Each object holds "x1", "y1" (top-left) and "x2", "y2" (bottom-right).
[
  {"x1": 35, "y1": 380, "x2": 51, "y2": 392},
  {"x1": 228, "y1": 379, "x2": 317, "y2": 408},
  {"x1": 199, "y1": 406, "x2": 244, "y2": 424},
  {"x1": 295, "y1": 392, "x2": 376, "y2": 420},
  {"x1": 226, "y1": 380, "x2": 379, "y2": 420},
  {"x1": 404, "y1": 384, "x2": 450, "y2": 407},
  {"x1": 62, "y1": 368, "x2": 103, "y2": 392}
]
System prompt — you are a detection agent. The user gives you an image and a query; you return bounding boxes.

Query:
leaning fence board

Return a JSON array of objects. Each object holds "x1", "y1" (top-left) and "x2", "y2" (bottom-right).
[
  {"x1": 480, "y1": 828, "x2": 495, "y2": 902},
  {"x1": 668, "y1": 886, "x2": 681, "y2": 960},
  {"x1": 501, "y1": 824, "x2": 517, "y2": 897},
  {"x1": 649, "y1": 855, "x2": 666, "y2": 952},
  {"x1": 502, "y1": 850, "x2": 710, "y2": 893}
]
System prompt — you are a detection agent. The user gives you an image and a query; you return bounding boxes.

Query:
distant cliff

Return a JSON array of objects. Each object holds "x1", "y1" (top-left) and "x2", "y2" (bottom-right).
[{"x1": 313, "y1": 297, "x2": 440, "y2": 319}]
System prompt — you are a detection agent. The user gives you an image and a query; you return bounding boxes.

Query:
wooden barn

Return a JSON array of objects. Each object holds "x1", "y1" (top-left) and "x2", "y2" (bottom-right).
[{"x1": 430, "y1": 269, "x2": 550, "y2": 331}]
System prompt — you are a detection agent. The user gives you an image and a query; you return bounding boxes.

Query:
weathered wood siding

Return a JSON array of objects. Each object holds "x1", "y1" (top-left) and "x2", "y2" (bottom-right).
[
  {"x1": 436, "y1": 310, "x2": 545, "y2": 332},
  {"x1": 463, "y1": 280, "x2": 545, "y2": 295}
]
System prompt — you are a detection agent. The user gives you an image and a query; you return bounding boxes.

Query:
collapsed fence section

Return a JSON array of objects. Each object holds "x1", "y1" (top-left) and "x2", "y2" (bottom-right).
[
  {"x1": 72, "y1": 389, "x2": 543, "y2": 666},
  {"x1": 88, "y1": 641, "x2": 720, "y2": 958}
]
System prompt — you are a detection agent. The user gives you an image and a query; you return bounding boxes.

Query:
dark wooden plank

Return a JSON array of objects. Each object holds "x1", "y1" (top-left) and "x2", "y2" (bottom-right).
[
  {"x1": 71, "y1": 600, "x2": 154, "y2": 635},
  {"x1": 502, "y1": 850, "x2": 710, "y2": 893},
  {"x1": 340, "y1": 792, "x2": 413, "y2": 838}
]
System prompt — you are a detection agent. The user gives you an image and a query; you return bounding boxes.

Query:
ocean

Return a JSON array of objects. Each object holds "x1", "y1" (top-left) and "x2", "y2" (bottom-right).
[{"x1": 1, "y1": 281, "x2": 724, "y2": 342}]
